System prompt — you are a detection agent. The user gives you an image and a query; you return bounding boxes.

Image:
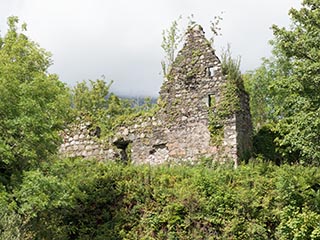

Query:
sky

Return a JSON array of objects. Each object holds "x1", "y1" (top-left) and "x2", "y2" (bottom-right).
[{"x1": 0, "y1": 0, "x2": 301, "y2": 96}]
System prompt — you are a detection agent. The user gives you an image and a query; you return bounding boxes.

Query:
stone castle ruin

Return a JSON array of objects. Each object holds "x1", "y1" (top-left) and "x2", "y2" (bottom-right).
[{"x1": 60, "y1": 25, "x2": 252, "y2": 166}]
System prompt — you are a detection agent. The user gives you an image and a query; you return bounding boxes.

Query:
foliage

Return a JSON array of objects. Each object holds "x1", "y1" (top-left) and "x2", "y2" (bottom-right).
[
  {"x1": 161, "y1": 16, "x2": 183, "y2": 76},
  {"x1": 243, "y1": 47, "x2": 294, "y2": 132},
  {"x1": 2, "y1": 159, "x2": 320, "y2": 239},
  {"x1": 209, "y1": 14, "x2": 223, "y2": 44},
  {"x1": 253, "y1": 124, "x2": 281, "y2": 164},
  {"x1": 1, "y1": 8, "x2": 320, "y2": 240},
  {"x1": 218, "y1": 49, "x2": 244, "y2": 117},
  {"x1": 161, "y1": 15, "x2": 223, "y2": 77},
  {"x1": 219, "y1": 45, "x2": 243, "y2": 118},
  {"x1": 243, "y1": 62, "x2": 274, "y2": 131},
  {"x1": 0, "y1": 16, "x2": 70, "y2": 185},
  {"x1": 209, "y1": 46, "x2": 243, "y2": 145},
  {"x1": 70, "y1": 78, "x2": 157, "y2": 139},
  {"x1": 246, "y1": 0, "x2": 320, "y2": 164},
  {"x1": 72, "y1": 77, "x2": 112, "y2": 116}
]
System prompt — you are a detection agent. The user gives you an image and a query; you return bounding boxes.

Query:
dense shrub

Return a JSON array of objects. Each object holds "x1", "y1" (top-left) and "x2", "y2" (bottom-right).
[{"x1": 3, "y1": 159, "x2": 319, "y2": 239}]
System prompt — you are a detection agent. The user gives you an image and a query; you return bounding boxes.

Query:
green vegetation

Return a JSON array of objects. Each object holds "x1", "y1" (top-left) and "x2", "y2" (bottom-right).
[
  {"x1": 161, "y1": 16, "x2": 183, "y2": 77},
  {"x1": 2, "y1": 159, "x2": 320, "y2": 239},
  {"x1": 209, "y1": 46, "x2": 243, "y2": 146},
  {"x1": 245, "y1": 0, "x2": 320, "y2": 164},
  {"x1": 219, "y1": 46, "x2": 243, "y2": 118},
  {"x1": 0, "y1": 0, "x2": 319, "y2": 238},
  {"x1": 0, "y1": 17, "x2": 70, "y2": 186},
  {"x1": 70, "y1": 78, "x2": 157, "y2": 139}
]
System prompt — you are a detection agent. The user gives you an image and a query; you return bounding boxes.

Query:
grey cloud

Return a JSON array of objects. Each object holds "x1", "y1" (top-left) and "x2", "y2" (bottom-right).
[{"x1": 0, "y1": 0, "x2": 301, "y2": 96}]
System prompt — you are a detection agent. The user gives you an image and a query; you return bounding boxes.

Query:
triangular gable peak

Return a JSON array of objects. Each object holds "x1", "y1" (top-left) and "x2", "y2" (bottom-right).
[
  {"x1": 159, "y1": 25, "x2": 226, "y2": 127},
  {"x1": 59, "y1": 25, "x2": 252, "y2": 166}
]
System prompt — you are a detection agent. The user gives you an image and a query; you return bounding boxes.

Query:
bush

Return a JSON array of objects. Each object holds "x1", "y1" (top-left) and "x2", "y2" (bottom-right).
[{"x1": 7, "y1": 159, "x2": 320, "y2": 239}]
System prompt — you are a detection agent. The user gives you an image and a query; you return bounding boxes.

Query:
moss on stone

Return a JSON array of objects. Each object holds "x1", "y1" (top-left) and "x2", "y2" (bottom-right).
[
  {"x1": 208, "y1": 52, "x2": 243, "y2": 146},
  {"x1": 208, "y1": 110, "x2": 224, "y2": 146}
]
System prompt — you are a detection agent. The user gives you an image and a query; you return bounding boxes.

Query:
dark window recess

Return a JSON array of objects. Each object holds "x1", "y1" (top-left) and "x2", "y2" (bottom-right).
[
  {"x1": 89, "y1": 126, "x2": 101, "y2": 138},
  {"x1": 114, "y1": 138, "x2": 131, "y2": 162},
  {"x1": 149, "y1": 143, "x2": 167, "y2": 154},
  {"x1": 208, "y1": 94, "x2": 215, "y2": 107},
  {"x1": 149, "y1": 149, "x2": 156, "y2": 154}
]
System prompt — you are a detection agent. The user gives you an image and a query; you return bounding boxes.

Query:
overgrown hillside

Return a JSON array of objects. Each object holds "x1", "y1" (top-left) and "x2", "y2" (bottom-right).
[
  {"x1": 0, "y1": 0, "x2": 319, "y2": 239},
  {"x1": 2, "y1": 159, "x2": 320, "y2": 239}
]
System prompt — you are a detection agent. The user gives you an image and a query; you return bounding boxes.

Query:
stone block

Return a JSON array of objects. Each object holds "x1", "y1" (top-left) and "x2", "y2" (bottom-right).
[{"x1": 58, "y1": 25, "x2": 252, "y2": 166}]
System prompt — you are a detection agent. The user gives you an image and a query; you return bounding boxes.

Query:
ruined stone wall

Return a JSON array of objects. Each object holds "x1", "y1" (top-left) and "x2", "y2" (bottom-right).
[
  {"x1": 159, "y1": 25, "x2": 225, "y2": 127},
  {"x1": 59, "y1": 121, "x2": 116, "y2": 160},
  {"x1": 59, "y1": 25, "x2": 252, "y2": 166},
  {"x1": 112, "y1": 25, "x2": 243, "y2": 165},
  {"x1": 115, "y1": 120, "x2": 217, "y2": 165}
]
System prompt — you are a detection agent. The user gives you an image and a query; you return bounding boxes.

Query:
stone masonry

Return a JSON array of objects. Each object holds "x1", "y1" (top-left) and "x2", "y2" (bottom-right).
[
  {"x1": 59, "y1": 25, "x2": 252, "y2": 166},
  {"x1": 59, "y1": 119, "x2": 116, "y2": 160},
  {"x1": 113, "y1": 25, "x2": 252, "y2": 166}
]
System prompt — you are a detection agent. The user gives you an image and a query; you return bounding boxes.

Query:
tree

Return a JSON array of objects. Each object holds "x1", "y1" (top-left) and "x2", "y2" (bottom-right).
[
  {"x1": 271, "y1": 0, "x2": 320, "y2": 163},
  {"x1": 161, "y1": 17, "x2": 183, "y2": 76},
  {"x1": 72, "y1": 77, "x2": 112, "y2": 115},
  {"x1": 243, "y1": 53, "x2": 292, "y2": 131},
  {"x1": 246, "y1": 0, "x2": 320, "y2": 163},
  {"x1": 71, "y1": 78, "x2": 136, "y2": 137},
  {"x1": 0, "y1": 17, "x2": 70, "y2": 185}
]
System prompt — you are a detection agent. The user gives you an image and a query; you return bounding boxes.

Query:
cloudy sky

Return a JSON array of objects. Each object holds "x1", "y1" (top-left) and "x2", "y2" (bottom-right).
[{"x1": 1, "y1": 0, "x2": 301, "y2": 96}]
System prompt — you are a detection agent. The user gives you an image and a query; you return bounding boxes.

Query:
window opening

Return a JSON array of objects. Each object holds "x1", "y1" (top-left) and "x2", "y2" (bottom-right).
[
  {"x1": 208, "y1": 94, "x2": 215, "y2": 107},
  {"x1": 207, "y1": 67, "x2": 214, "y2": 77},
  {"x1": 114, "y1": 138, "x2": 131, "y2": 162}
]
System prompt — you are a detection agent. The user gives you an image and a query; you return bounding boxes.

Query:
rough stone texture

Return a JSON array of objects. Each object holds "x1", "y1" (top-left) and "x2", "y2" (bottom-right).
[
  {"x1": 59, "y1": 25, "x2": 253, "y2": 166},
  {"x1": 59, "y1": 119, "x2": 118, "y2": 160},
  {"x1": 112, "y1": 25, "x2": 253, "y2": 166}
]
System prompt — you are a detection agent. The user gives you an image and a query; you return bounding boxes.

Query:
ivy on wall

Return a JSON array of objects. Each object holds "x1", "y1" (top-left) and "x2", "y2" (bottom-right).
[{"x1": 209, "y1": 46, "x2": 243, "y2": 145}]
